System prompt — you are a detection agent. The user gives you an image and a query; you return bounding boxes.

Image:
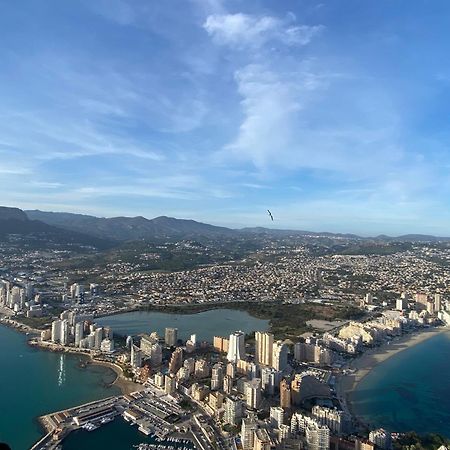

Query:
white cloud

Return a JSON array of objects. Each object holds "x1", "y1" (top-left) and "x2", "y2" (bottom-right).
[{"x1": 204, "y1": 13, "x2": 323, "y2": 48}]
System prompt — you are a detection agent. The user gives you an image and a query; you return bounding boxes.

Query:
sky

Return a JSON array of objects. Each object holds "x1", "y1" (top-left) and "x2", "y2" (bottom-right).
[{"x1": 1, "y1": 0, "x2": 450, "y2": 235}]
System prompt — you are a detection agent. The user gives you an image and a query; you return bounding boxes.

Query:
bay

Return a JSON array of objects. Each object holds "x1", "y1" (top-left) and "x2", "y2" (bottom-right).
[
  {"x1": 0, "y1": 325, "x2": 121, "y2": 450},
  {"x1": 351, "y1": 330, "x2": 450, "y2": 437}
]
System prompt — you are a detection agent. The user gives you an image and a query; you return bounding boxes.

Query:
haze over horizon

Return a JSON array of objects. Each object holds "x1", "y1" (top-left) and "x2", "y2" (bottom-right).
[{"x1": 2, "y1": 1, "x2": 450, "y2": 235}]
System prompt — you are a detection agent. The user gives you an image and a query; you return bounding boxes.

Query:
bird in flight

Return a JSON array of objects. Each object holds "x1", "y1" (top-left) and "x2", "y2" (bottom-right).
[{"x1": 267, "y1": 210, "x2": 274, "y2": 221}]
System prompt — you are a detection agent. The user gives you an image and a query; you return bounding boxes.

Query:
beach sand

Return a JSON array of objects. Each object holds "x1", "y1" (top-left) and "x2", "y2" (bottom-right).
[
  {"x1": 335, "y1": 327, "x2": 449, "y2": 422},
  {"x1": 90, "y1": 359, "x2": 145, "y2": 395}
]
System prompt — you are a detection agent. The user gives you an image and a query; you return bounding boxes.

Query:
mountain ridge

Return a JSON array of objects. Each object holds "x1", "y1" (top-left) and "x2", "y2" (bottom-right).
[
  {"x1": 0, "y1": 206, "x2": 115, "y2": 249},
  {"x1": 24, "y1": 208, "x2": 450, "y2": 243}
]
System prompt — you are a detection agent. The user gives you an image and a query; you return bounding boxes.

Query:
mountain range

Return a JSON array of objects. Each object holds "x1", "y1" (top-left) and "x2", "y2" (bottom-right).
[
  {"x1": 0, "y1": 206, "x2": 447, "y2": 246},
  {"x1": 25, "y1": 208, "x2": 450, "y2": 243}
]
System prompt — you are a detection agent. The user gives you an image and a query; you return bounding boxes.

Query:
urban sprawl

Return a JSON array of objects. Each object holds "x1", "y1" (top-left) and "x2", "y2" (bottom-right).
[{"x1": 1, "y1": 241, "x2": 450, "y2": 450}]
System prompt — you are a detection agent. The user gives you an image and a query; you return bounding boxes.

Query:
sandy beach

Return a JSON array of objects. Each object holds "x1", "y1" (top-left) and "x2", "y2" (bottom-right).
[
  {"x1": 89, "y1": 359, "x2": 145, "y2": 395},
  {"x1": 335, "y1": 326, "x2": 449, "y2": 422}
]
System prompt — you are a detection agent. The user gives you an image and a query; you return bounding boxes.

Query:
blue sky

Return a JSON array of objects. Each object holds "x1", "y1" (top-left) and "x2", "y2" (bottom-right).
[{"x1": 1, "y1": 0, "x2": 450, "y2": 235}]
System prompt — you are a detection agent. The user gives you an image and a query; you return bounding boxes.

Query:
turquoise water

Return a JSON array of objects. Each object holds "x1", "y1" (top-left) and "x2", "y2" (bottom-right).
[
  {"x1": 0, "y1": 309, "x2": 267, "y2": 450},
  {"x1": 96, "y1": 308, "x2": 269, "y2": 340},
  {"x1": 62, "y1": 417, "x2": 195, "y2": 450},
  {"x1": 0, "y1": 325, "x2": 121, "y2": 450},
  {"x1": 351, "y1": 330, "x2": 450, "y2": 437}
]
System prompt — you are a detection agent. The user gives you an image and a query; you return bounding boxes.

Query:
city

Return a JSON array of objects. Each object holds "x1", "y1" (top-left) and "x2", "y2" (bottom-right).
[
  {"x1": 2, "y1": 1, "x2": 450, "y2": 449},
  {"x1": 1, "y1": 250, "x2": 450, "y2": 449}
]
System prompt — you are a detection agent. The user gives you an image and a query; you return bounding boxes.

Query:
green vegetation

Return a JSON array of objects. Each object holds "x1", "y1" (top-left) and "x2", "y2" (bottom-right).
[
  {"x1": 14, "y1": 316, "x2": 52, "y2": 330},
  {"x1": 222, "y1": 424, "x2": 239, "y2": 434},
  {"x1": 179, "y1": 399, "x2": 195, "y2": 411},
  {"x1": 394, "y1": 432, "x2": 450, "y2": 450}
]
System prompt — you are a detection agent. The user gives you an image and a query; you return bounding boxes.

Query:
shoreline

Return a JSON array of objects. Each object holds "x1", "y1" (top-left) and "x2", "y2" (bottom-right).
[
  {"x1": 336, "y1": 326, "x2": 449, "y2": 426},
  {"x1": 88, "y1": 358, "x2": 144, "y2": 395},
  {"x1": 27, "y1": 338, "x2": 144, "y2": 395}
]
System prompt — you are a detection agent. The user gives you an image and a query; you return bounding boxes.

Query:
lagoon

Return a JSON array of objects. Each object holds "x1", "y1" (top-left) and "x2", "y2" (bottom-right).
[{"x1": 96, "y1": 308, "x2": 270, "y2": 340}]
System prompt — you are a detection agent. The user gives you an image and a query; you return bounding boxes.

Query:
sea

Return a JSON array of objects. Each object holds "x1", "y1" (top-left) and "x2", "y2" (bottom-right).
[
  {"x1": 62, "y1": 416, "x2": 196, "y2": 450},
  {"x1": 0, "y1": 324, "x2": 121, "y2": 450},
  {"x1": 351, "y1": 329, "x2": 450, "y2": 437},
  {"x1": 0, "y1": 308, "x2": 268, "y2": 450}
]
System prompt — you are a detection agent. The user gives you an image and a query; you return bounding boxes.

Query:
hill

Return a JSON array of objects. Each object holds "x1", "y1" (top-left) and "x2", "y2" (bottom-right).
[
  {"x1": 26, "y1": 210, "x2": 234, "y2": 241},
  {"x1": 0, "y1": 207, "x2": 115, "y2": 250},
  {"x1": 24, "y1": 208, "x2": 450, "y2": 243}
]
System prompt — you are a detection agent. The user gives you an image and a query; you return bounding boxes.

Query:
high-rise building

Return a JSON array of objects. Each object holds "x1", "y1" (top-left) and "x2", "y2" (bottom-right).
[
  {"x1": 211, "y1": 363, "x2": 224, "y2": 391},
  {"x1": 165, "y1": 374, "x2": 176, "y2": 396},
  {"x1": 278, "y1": 424, "x2": 291, "y2": 442},
  {"x1": 184, "y1": 357, "x2": 196, "y2": 375},
  {"x1": 94, "y1": 327, "x2": 103, "y2": 349},
  {"x1": 241, "y1": 417, "x2": 257, "y2": 450},
  {"x1": 154, "y1": 372, "x2": 165, "y2": 388},
  {"x1": 223, "y1": 375, "x2": 233, "y2": 394},
  {"x1": 369, "y1": 429, "x2": 392, "y2": 450},
  {"x1": 355, "y1": 439, "x2": 375, "y2": 450},
  {"x1": 176, "y1": 367, "x2": 190, "y2": 381},
  {"x1": 89, "y1": 283, "x2": 99, "y2": 296},
  {"x1": 70, "y1": 283, "x2": 85, "y2": 303},
  {"x1": 213, "y1": 336, "x2": 229, "y2": 353},
  {"x1": 194, "y1": 359, "x2": 210, "y2": 378},
  {"x1": 244, "y1": 378, "x2": 262, "y2": 410},
  {"x1": 305, "y1": 422, "x2": 329, "y2": 450},
  {"x1": 150, "y1": 343, "x2": 163, "y2": 367},
  {"x1": 261, "y1": 367, "x2": 282, "y2": 395},
  {"x1": 312, "y1": 406, "x2": 349, "y2": 435},
  {"x1": 140, "y1": 334, "x2": 158, "y2": 356},
  {"x1": 208, "y1": 391, "x2": 224, "y2": 412},
  {"x1": 51, "y1": 319, "x2": 62, "y2": 343},
  {"x1": 126, "y1": 336, "x2": 133, "y2": 349},
  {"x1": 165, "y1": 327, "x2": 178, "y2": 347},
  {"x1": 169, "y1": 348, "x2": 183, "y2": 374},
  {"x1": 100, "y1": 339, "x2": 114, "y2": 352},
  {"x1": 291, "y1": 414, "x2": 329, "y2": 450},
  {"x1": 270, "y1": 406, "x2": 284, "y2": 428},
  {"x1": 75, "y1": 322, "x2": 84, "y2": 347},
  {"x1": 415, "y1": 293, "x2": 428, "y2": 310},
  {"x1": 255, "y1": 331, "x2": 274, "y2": 366},
  {"x1": 254, "y1": 429, "x2": 271, "y2": 450},
  {"x1": 224, "y1": 396, "x2": 243, "y2": 426},
  {"x1": 396, "y1": 298, "x2": 408, "y2": 311},
  {"x1": 280, "y1": 379, "x2": 291, "y2": 409},
  {"x1": 227, "y1": 331, "x2": 245, "y2": 362},
  {"x1": 272, "y1": 340, "x2": 288, "y2": 371},
  {"x1": 226, "y1": 362, "x2": 236, "y2": 379},
  {"x1": 131, "y1": 344, "x2": 142, "y2": 369},
  {"x1": 435, "y1": 293, "x2": 442, "y2": 312}
]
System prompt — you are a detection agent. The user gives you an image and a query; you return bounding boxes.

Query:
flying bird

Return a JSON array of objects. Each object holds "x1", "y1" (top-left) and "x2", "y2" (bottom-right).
[{"x1": 267, "y1": 210, "x2": 274, "y2": 221}]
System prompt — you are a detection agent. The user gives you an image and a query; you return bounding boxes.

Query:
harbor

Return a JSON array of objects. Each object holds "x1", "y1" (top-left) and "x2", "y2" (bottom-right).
[{"x1": 31, "y1": 385, "x2": 197, "y2": 450}]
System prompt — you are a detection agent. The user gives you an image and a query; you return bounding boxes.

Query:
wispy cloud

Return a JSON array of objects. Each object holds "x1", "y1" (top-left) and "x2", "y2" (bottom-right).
[
  {"x1": 1, "y1": 0, "x2": 450, "y2": 234},
  {"x1": 204, "y1": 13, "x2": 323, "y2": 49}
]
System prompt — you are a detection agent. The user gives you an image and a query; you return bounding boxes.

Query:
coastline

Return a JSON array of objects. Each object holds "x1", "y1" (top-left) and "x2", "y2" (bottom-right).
[
  {"x1": 336, "y1": 326, "x2": 449, "y2": 425},
  {"x1": 88, "y1": 358, "x2": 144, "y2": 395},
  {"x1": 28, "y1": 339, "x2": 144, "y2": 395}
]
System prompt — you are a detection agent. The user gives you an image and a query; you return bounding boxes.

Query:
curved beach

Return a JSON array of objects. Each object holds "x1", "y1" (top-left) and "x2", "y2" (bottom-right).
[{"x1": 336, "y1": 327, "x2": 449, "y2": 422}]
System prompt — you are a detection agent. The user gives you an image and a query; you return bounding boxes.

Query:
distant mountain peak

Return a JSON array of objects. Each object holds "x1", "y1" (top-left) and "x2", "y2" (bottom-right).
[{"x1": 0, "y1": 206, "x2": 28, "y2": 221}]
